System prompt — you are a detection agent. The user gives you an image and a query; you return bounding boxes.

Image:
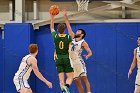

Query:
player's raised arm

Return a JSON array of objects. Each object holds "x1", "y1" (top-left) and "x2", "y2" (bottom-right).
[
  {"x1": 82, "y1": 41, "x2": 92, "y2": 60},
  {"x1": 50, "y1": 14, "x2": 55, "y2": 32},
  {"x1": 62, "y1": 9, "x2": 75, "y2": 38},
  {"x1": 50, "y1": 5, "x2": 59, "y2": 33},
  {"x1": 29, "y1": 57, "x2": 52, "y2": 88},
  {"x1": 128, "y1": 49, "x2": 137, "y2": 79}
]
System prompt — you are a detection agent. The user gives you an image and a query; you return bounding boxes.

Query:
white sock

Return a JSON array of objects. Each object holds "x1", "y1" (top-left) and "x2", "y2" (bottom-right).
[{"x1": 87, "y1": 92, "x2": 91, "y2": 93}]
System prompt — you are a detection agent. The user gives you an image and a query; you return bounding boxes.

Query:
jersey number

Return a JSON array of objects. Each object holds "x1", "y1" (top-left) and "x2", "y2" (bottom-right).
[{"x1": 59, "y1": 41, "x2": 64, "y2": 49}]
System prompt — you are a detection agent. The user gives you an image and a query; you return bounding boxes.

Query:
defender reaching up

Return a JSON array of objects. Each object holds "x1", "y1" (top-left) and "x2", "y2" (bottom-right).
[{"x1": 63, "y1": 9, "x2": 92, "y2": 93}]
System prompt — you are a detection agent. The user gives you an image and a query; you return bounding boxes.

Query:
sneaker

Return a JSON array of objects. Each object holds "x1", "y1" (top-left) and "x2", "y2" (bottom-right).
[{"x1": 61, "y1": 86, "x2": 70, "y2": 93}]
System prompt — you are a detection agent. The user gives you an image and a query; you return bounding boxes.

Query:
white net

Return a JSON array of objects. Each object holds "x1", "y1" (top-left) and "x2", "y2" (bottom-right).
[{"x1": 76, "y1": 0, "x2": 89, "y2": 11}]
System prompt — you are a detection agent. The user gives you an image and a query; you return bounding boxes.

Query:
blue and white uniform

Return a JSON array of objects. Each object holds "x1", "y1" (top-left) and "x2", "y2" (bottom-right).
[
  {"x1": 13, "y1": 54, "x2": 33, "y2": 92},
  {"x1": 134, "y1": 47, "x2": 140, "y2": 93},
  {"x1": 69, "y1": 39, "x2": 87, "y2": 80}
]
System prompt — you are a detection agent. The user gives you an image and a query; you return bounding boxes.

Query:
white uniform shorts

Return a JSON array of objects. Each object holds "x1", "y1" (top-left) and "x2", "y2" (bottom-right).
[
  {"x1": 135, "y1": 73, "x2": 140, "y2": 85},
  {"x1": 134, "y1": 72, "x2": 140, "y2": 93},
  {"x1": 70, "y1": 58, "x2": 87, "y2": 80},
  {"x1": 13, "y1": 76, "x2": 30, "y2": 92}
]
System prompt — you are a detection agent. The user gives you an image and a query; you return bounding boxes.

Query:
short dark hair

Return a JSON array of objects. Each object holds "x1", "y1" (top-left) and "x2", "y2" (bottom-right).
[
  {"x1": 29, "y1": 44, "x2": 38, "y2": 53},
  {"x1": 138, "y1": 35, "x2": 140, "y2": 37},
  {"x1": 78, "y1": 29, "x2": 86, "y2": 39},
  {"x1": 57, "y1": 23, "x2": 65, "y2": 34}
]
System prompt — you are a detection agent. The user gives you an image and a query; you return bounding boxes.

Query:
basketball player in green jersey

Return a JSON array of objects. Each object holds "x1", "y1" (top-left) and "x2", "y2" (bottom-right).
[{"x1": 50, "y1": 14, "x2": 74, "y2": 93}]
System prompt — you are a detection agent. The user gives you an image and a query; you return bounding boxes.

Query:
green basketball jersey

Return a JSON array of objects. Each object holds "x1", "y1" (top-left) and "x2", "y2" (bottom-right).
[{"x1": 52, "y1": 32, "x2": 72, "y2": 55}]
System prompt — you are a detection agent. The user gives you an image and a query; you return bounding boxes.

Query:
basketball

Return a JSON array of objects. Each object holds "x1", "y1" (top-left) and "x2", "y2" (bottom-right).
[{"x1": 49, "y1": 5, "x2": 60, "y2": 15}]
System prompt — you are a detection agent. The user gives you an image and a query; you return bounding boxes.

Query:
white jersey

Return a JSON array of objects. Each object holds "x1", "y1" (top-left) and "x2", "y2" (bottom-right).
[
  {"x1": 136, "y1": 47, "x2": 140, "y2": 72},
  {"x1": 15, "y1": 54, "x2": 33, "y2": 81},
  {"x1": 135, "y1": 47, "x2": 140, "y2": 86},
  {"x1": 69, "y1": 39, "x2": 85, "y2": 60},
  {"x1": 69, "y1": 39, "x2": 87, "y2": 79}
]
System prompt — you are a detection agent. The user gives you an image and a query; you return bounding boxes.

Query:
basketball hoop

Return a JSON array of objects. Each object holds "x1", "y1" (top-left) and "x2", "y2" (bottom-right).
[{"x1": 76, "y1": 0, "x2": 89, "y2": 11}]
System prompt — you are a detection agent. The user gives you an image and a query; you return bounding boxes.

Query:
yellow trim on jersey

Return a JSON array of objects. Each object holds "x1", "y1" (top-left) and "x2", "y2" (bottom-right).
[{"x1": 58, "y1": 34, "x2": 66, "y2": 37}]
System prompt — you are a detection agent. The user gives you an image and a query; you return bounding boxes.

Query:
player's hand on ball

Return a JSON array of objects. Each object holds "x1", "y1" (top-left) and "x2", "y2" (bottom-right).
[
  {"x1": 46, "y1": 81, "x2": 52, "y2": 88},
  {"x1": 49, "y1": 5, "x2": 59, "y2": 15},
  {"x1": 50, "y1": 14, "x2": 55, "y2": 19}
]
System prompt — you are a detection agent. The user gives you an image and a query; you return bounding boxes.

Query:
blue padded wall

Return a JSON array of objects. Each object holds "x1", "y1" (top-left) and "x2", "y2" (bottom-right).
[
  {"x1": 4, "y1": 23, "x2": 35, "y2": 93},
  {"x1": 0, "y1": 29, "x2": 4, "y2": 92},
  {"x1": 67, "y1": 23, "x2": 117, "y2": 93},
  {"x1": 116, "y1": 23, "x2": 139, "y2": 93},
  {"x1": 35, "y1": 25, "x2": 60, "y2": 93},
  {"x1": 2, "y1": 22, "x2": 140, "y2": 93},
  {"x1": 86, "y1": 23, "x2": 117, "y2": 93},
  {"x1": 34, "y1": 23, "x2": 140, "y2": 93}
]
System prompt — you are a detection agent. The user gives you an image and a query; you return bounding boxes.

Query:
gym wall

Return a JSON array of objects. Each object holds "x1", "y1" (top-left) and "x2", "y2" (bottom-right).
[{"x1": 1, "y1": 22, "x2": 140, "y2": 93}]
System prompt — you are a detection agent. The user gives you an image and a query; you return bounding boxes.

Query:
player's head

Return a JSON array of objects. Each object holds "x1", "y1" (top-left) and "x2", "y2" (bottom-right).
[
  {"x1": 75, "y1": 29, "x2": 86, "y2": 39},
  {"x1": 57, "y1": 23, "x2": 66, "y2": 34},
  {"x1": 29, "y1": 44, "x2": 38, "y2": 55},
  {"x1": 137, "y1": 35, "x2": 140, "y2": 46}
]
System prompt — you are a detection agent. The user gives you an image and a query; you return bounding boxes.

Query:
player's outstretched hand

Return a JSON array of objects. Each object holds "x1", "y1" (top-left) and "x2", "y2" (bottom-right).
[
  {"x1": 62, "y1": 9, "x2": 67, "y2": 16},
  {"x1": 128, "y1": 69, "x2": 132, "y2": 79},
  {"x1": 45, "y1": 81, "x2": 52, "y2": 88},
  {"x1": 50, "y1": 14, "x2": 55, "y2": 19},
  {"x1": 83, "y1": 54, "x2": 89, "y2": 60}
]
